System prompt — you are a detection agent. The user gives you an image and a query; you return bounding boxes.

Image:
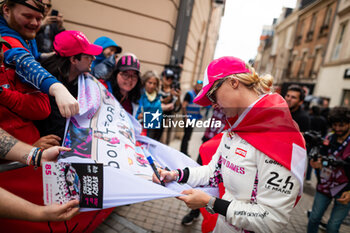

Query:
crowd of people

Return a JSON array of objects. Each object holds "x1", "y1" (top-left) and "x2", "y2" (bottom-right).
[
  {"x1": 284, "y1": 84, "x2": 350, "y2": 232},
  {"x1": 0, "y1": 0, "x2": 349, "y2": 232}
]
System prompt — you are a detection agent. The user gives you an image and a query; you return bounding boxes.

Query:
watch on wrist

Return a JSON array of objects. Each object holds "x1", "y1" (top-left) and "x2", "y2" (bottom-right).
[{"x1": 205, "y1": 196, "x2": 216, "y2": 214}]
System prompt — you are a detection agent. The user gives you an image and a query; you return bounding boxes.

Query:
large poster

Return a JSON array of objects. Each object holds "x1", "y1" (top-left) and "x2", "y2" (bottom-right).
[{"x1": 59, "y1": 74, "x2": 218, "y2": 210}]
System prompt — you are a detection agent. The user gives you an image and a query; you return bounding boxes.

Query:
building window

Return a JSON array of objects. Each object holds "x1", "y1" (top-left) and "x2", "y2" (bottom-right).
[
  {"x1": 309, "y1": 48, "x2": 322, "y2": 78},
  {"x1": 324, "y1": 7, "x2": 332, "y2": 26},
  {"x1": 341, "y1": 89, "x2": 350, "y2": 107},
  {"x1": 295, "y1": 20, "x2": 304, "y2": 45},
  {"x1": 288, "y1": 53, "x2": 297, "y2": 78},
  {"x1": 306, "y1": 13, "x2": 317, "y2": 42},
  {"x1": 332, "y1": 22, "x2": 347, "y2": 60},
  {"x1": 320, "y1": 7, "x2": 332, "y2": 37},
  {"x1": 298, "y1": 52, "x2": 308, "y2": 78}
]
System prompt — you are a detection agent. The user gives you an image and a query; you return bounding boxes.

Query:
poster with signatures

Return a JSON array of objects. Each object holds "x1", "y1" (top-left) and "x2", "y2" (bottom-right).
[{"x1": 42, "y1": 162, "x2": 103, "y2": 208}]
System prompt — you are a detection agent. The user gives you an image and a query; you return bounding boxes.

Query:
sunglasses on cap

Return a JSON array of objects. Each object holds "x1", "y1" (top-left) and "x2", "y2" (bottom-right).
[{"x1": 197, "y1": 80, "x2": 203, "y2": 84}]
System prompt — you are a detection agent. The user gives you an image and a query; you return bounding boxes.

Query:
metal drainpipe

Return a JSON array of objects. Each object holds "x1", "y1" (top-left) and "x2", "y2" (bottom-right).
[{"x1": 196, "y1": 1, "x2": 214, "y2": 82}]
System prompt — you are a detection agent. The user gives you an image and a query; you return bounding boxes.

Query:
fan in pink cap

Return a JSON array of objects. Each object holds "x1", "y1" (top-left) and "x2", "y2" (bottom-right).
[
  {"x1": 54, "y1": 31, "x2": 102, "y2": 57},
  {"x1": 193, "y1": 56, "x2": 250, "y2": 106}
]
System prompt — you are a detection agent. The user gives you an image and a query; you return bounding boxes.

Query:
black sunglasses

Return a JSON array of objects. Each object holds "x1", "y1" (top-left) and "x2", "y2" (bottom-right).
[{"x1": 206, "y1": 78, "x2": 227, "y2": 103}]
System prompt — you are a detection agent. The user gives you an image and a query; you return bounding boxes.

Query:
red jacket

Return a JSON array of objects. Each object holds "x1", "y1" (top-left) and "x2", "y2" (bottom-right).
[{"x1": 0, "y1": 66, "x2": 51, "y2": 144}]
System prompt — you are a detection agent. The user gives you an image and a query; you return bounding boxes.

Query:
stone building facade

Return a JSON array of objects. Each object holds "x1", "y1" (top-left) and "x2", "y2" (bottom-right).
[{"x1": 52, "y1": 0, "x2": 225, "y2": 90}]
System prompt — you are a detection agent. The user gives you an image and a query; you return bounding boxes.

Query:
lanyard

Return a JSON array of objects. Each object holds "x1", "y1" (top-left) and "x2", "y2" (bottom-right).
[{"x1": 328, "y1": 134, "x2": 350, "y2": 158}]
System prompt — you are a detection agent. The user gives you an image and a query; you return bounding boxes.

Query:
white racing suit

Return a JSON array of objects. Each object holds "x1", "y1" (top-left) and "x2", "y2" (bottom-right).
[{"x1": 187, "y1": 132, "x2": 300, "y2": 233}]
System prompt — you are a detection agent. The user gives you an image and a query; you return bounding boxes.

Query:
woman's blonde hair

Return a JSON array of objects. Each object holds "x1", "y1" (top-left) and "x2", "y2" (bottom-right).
[
  {"x1": 228, "y1": 64, "x2": 273, "y2": 95},
  {"x1": 141, "y1": 70, "x2": 160, "y2": 90}
]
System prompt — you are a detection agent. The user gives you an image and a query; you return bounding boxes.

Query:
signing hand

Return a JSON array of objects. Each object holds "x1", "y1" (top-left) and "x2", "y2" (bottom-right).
[
  {"x1": 152, "y1": 168, "x2": 177, "y2": 184},
  {"x1": 41, "y1": 146, "x2": 71, "y2": 166},
  {"x1": 337, "y1": 191, "x2": 350, "y2": 205},
  {"x1": 49, "y1": 83, "x2": 79, "y2": 118},
  {"x1": 177, "y1": 189, "x2": 211, "y2": 209},
  {"x1": 38, "y1": 199, "x2": 80, "y2": 221},
  {"x1": 33, "y1": 134, "x2": 61, "y2": 149}
]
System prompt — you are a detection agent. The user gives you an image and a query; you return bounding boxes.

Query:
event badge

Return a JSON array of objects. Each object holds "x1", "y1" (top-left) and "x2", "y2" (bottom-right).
[{"x1": 320, "y1": 167, "x2": 332, "y2": 180}]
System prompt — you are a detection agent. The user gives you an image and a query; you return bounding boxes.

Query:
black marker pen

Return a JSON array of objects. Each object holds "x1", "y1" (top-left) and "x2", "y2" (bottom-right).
[{"x1": 146, "y1": 156, "x2": 165, "y2": 186}]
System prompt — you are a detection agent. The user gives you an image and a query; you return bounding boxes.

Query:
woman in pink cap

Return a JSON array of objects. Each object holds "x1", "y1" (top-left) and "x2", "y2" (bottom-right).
[
  {"x1": 104, "y1": 53, "x2": 142, "y2": 116},
  {"x1": 153, "y1": 56, "x2": 307, "y2": 233}
]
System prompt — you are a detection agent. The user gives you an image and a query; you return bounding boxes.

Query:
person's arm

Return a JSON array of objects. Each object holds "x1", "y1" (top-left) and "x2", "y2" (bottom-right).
[
  {"x1": 182, "y1": 93, "x2": 191, "y2": 119},
  {"x1": 33, "y1": 134, "x2": 61, "y2": 149},
  {"x1": 152, "y1": 136, "x2": 224, "y2": 186},
  {"x1": 92, "y1": 55, "x2": 116, "y2": 79},
  {"x1": 171, "y1": 89, "x2": 182, "y2": 112},
  {"x1": 161, "y1": 103, "x2": 174, "y2": 111},
  {"x1": 40, "y1": 51, "x2": 55, "y2": 60},
  {"x1": 337, "y1": 157, "x2": 350, "y2": 204},
  {"x1": 0, "y1": 128, "x2": 70, "y2": 165},
  {"x1": 175, "y1": 135, "x2": 225, "y2": 187},
  {"x1": 4, "y1": 48, "x2": 59, "y2": 94},
  {"x1": 4, "y1": 48, "x2": 79, "y2": 118},
  {"x1": 0, "y1": 187, "x2": 79, "y2": 221},
  {"x1": 0, "y1": 87, "x2": 51, "y2": 121}
]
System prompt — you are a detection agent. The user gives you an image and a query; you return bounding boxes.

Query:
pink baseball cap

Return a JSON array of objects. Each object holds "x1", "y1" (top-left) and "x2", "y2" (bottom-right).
[
  {"x1": 53, "y1": 31, "x2": 103, "y2": 57},
  {"x1": 193, "y1": 56, "x2": 250, "y2": 106}
]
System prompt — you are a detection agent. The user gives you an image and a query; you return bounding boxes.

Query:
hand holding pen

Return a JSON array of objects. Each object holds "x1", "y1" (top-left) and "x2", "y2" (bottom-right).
[
  {"x1": 151, "y1": 167, "x2": 178, "y2": 185},
  {"x1": 146, "y1": 156, "x2": 166, "y2": 186}
]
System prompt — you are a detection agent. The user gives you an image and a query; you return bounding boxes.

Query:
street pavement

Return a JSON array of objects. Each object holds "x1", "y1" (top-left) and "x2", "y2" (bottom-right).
[{"x1": 94, "y1": 131, "x2": 350, "y2": 233}]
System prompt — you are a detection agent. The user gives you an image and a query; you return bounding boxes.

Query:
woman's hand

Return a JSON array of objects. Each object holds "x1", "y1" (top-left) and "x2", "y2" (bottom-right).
[
  {"x1": 161, "y1": 103, "x2": 174, "y2": 111},
  {"x1": 152, "y1": 168, "x2": 177, "y2": 184},
  {"x1": 171, "y1": 88, "x2": 181, "y2": 98},
  {"x1": 337, "y1": 191, "x2": 350, "y2": 205},
  {"x1": 41, "y1": 146, "x2": 71, "y2": 166},
  {"x1": 41, "y1": 15, "x2": 57, "y2": 27},
  {"x1": 49, "y1": 83, "x2": 79, "y2": 118},
  {"x1": 37, "y1": 199, "x2": 79, "y2": 221},
  {"x1": 33, "y1": 134, "x2": 61, "y2": 149},
  {"x1": 162, "y1": 95, "x2": 172, "y2": 104},
  {"x1": 177, "y1": 189, "x2": 211, "y2": 209}
]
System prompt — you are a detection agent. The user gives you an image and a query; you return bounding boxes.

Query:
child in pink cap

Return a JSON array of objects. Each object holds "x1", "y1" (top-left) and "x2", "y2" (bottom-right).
[{"x1": 36, "y1": 30, "x2": 102, "y2": 144}]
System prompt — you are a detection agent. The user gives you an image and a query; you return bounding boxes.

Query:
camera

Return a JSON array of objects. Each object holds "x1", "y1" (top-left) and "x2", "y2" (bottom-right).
[
  {"x1": 304, "y1": 131, "x2": 349, "y2": 168},
  {"x1": 304, "y1": 131, "x2": 323, "y2": 161},
  {"x1": 51, "y1": 9, "x2": 59, "y2": 16},
  {"x1": 320, "y1": 155, "x2": 349, "y2": 167},
  {"x1": 162, "y1": 65, "x2": 182, "y2": 91}
]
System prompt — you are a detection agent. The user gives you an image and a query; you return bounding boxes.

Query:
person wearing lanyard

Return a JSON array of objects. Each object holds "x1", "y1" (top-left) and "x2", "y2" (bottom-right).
[
  {"x1": 307, "y1": 106, "x2": 350, "y2": 233},
  {"x1": 152, "y1": 56, "x2": 306, "y2": 233}
]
